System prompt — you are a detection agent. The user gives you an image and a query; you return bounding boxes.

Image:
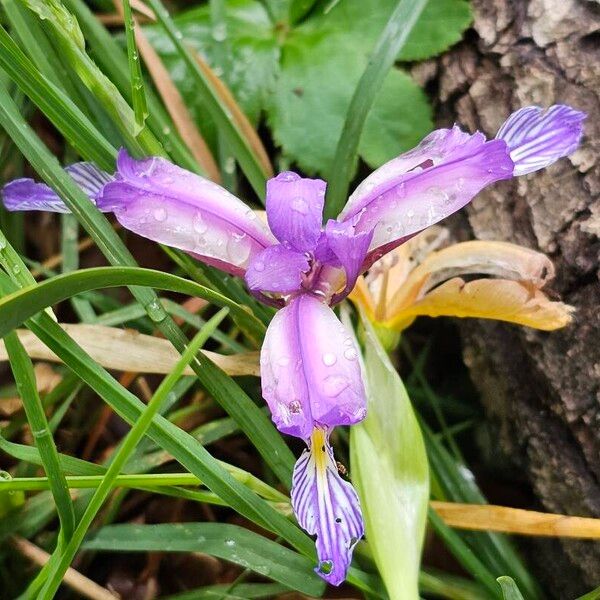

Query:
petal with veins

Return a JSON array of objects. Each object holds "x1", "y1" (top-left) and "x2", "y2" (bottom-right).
[
  {"x1": 496, "y1": 105, "x2": 585, "y2": 176},
  {"x1": 245, "y1": 244, "x2": 310, "y2": 294},
  {"x1": 2, "y1": 163, "x2": 113, "y2": 213},
  {"x1": 260, "y1": 294, "x2": 366, "y2": 440},
  {"x1": 97, "y1": 149, "x2": 274, "y2": 276},
  {"x1": 291, "y1": 428, "x2": 364, "y2": 586},
  {"x1": 339, "y1": 128, "x2": 514, "y2": 264},
  {"x1": 266, "y1": 171, "x2": 326, "y2": 252}
]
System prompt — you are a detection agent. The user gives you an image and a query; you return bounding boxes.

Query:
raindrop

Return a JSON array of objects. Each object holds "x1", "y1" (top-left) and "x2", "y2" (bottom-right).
[
  {"x1": 212, "y1": 23, "x2": 227, "y2": 42},
  {"x1": 277, "y1": 356, "x2": 290, "y2": 367},
  {"x1": 343, "y1": 348, "x2": 357, "y2": 361},
  {"x1": 253, "y1": 261, "x2": 265, "y2": 272},
  {"x1": 227, "y1": 233, "x2": 251, "y2": 264},
  {"x1": 322, "y1": 353, "x2": 337, "y2": 366},
  {"x1": 145, "y1": 299, "x2": 166, "y2": 323},
  {"x1": 224, "y1": 539, "x2": 235, "y2": 547},
  {"x1": 153, "y1": 207, "x2": 167, "y2": 222}
]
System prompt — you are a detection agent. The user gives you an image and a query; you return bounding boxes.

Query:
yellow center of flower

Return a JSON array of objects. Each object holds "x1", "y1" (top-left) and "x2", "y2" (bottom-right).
[{"x1": 311, "y1": 428, "x2": 328, "y2": 473}]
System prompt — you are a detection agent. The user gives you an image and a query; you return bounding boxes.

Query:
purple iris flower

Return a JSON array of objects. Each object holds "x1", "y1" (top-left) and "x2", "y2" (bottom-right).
[{"x1": 2, "y1": 104, "x2": 585, "y2": 585}]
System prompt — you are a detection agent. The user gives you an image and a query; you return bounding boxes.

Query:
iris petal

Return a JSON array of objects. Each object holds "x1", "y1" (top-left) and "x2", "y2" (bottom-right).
[
  {"x1": 245, "y1": 244, "x2": 310, "y2": 294},
  {"x1": 496, "y1": 104, "x2": 585, "y2": 176},
  {"x1": 339, "y1": 127, "x2": 514, "y2": 267},
  {"x1": 2, "y1": 162, "x2": 113, "y2": 213},
  {"x1": 260, "y1": 294, "x2": 366, "y2": 440},
  {"x1": 291, "y1": 428, "x2": 364, "y2": 586},
  {"x1": 97, "y1": 149, "x2": 275, "y2": 276},
  {"x1": 266, "y1": 171, "x2": 326, "y2": 252}
]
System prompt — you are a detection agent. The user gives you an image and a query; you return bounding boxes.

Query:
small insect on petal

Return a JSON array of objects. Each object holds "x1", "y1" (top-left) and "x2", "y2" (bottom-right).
[{"x1": 291, "y1": 428, "x2": 364, "y2": 586}]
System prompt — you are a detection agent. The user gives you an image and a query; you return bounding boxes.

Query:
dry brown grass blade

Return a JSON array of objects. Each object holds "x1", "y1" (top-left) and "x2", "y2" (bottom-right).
[
  {"x1": 12, "y1": 536, "x2": 120, "y2": 600},
  {"x1": 193, "y1": 51, "x2": 274, "y2": 178},
  {"x1": 431, "y1": 501, "x2": 600, "y2": 538},
  {"x1": 112, "y1": 1, "x2": 221, "y2": 182},
  {"x1": 0, "y1": 324, "x2": 260, "y2": 377}
]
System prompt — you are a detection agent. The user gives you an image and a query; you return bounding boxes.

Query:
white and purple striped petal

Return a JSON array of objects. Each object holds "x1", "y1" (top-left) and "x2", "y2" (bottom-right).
[
  {"x1": 496, "y1": 104, "x2": 586, "y2": 176},
  {"x1": 245, "y1": 244, "x2": 310, "y2": 294},
  {"x1": 260, "y1": 294, "x2": 366, "y2": 440},
  {"x1": 97, "y1": 150, "x2": 275, "y2": 276},
  {"x1": 266, "y1": 171, "x2": 326, "y2": 252},
  {"x1": 291, "y1": 428, "x2": 364, "y2": 586},
  {"x1": 2, "y1": 162, "x2": 113, "y2": 213}
]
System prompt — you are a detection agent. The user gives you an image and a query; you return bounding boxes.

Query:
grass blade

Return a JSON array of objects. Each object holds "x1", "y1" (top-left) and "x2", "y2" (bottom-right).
[
  {"x1": 2, "y1": 330, "x2": 76, "y2": 540},
  {"x1": 83, "y1": 522, "x2": 323, "y2": 596},
  {"x1": 324, "y1": 0, "x2": 427, "y2": 219},
  {"x1": 119, "y1": 0, "x2": 149, "y2": 127}
]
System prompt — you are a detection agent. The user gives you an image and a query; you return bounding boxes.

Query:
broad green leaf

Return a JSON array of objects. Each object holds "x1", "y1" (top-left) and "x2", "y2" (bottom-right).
[
  {"x1": 84, "y1": 522, "x2": 323, "y2": 596},
  {"x1": 159, "y1": 582, "x2": 290, "y2": 600},
  {"x1": 359, "y1": 69, "x2": 432, "y2": 168},
  {"x1": 350, "y1": 317, "x2": 429, "y2": 600},
  {"x1": 497, "y1": 576, "x2": 525, "y2": 600}
]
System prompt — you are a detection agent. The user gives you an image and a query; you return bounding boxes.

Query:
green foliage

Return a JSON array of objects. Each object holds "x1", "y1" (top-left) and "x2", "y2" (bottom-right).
[
  {"x1": 497, "y1": 576, "x2": 526, "y2": 600},
  {"x1": 351, "y1": 318, "x2": 429, "y2": 599},
  {"x1": 84, "y1": 522, "x2": 322, "y2": 595},
  {"x1": 144, "y1": 0, "x2": 472, "y2": 176}
]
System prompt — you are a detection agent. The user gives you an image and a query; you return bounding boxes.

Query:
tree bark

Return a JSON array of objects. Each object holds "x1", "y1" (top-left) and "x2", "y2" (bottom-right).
[{"x1": 418, "y1": 0, "x2": 600, "y2": 595}]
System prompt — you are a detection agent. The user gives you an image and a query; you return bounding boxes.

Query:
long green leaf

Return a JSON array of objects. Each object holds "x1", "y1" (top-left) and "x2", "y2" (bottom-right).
[
  {"x1": 0, "y1": 266, "x2": 265, "y2": 342},
  {"x1": 324, "y1": 0, "x2": 428, "y2": 218},
  {"x1": 497, "y1": 576, "x2": 525, "y2": 600},
  {"x1": 351, "y1": 316, "x2": 429, "y2": 599},
  {"x1": 2, "y1": 330, "x2": 75, "y2": 540},
  {"x1": 0, "y1": 25, "x2": 115, "y2": 170},
  {"x1": 83, "y1": 522, "x2": 323, "y2": 596}
]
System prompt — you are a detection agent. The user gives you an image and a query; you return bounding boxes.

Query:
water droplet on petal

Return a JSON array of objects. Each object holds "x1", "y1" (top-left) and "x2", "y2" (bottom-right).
[
  {"x1": 277, "y1": 356, "x2": 290, "y2": 367},
  {"x1": 227, "y1": 233, "x2": 251, "y2": 264},
  {"x1": 322, "y1": 353, "x2": 337, "y2": 366},
  {"x1": 344, "y1": 348, "x2": 357, "y2": 361},
  {"x1": 153, "y1": 207, "x2": 167, "y2": 222},
  {"x1": 253, "y1": 261, "x2": 265, "y2": 272}
]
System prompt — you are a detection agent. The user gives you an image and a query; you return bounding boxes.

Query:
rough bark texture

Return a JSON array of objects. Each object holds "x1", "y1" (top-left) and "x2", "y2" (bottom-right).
[{"x1": 414, "y1": 0, "x2": 600, "y2": 596}]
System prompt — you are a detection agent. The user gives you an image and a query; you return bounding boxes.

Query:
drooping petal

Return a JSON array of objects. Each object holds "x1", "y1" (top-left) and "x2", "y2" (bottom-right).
[
  {"x1": 291, "y1": 428, "x2": 364, "y2": 586},
  {"x1": 2, "y1": 163, "x2": 113, "y2": 213},
  {"x1": 245, "y1": 244, "x2": 310, "y2": 294},
  {"x1": 496, "y1": 105, "x2": 585, "y2": 176},
  {"x1": 260, "y1": 294, "x2": 366, "y2": 439},
  {"x1": 339, "y1": 128, "x2": 514, "y2": 264},
  {"x1": 385, "y1": 239, "x2": 558, "y2": 319},
  {"x1": 323, "y1": 219, "x2": 373, "y2": 302},
  {"x1": 266, "y1": 171, "x2": 326, "y2": 252},
  {"x1": 385, "y1": 277, "x2": 574, "y2": 332},
  {"x1": 97, "y1": 150, "x2": 275, "y2": 276}
]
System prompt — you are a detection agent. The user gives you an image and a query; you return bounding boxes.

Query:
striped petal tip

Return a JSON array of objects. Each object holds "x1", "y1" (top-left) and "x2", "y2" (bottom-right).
[
  {"x1": 291, "y1": 428, "x2": 364, "y2": 586},
  {"x1": 496, "y1": 104, "x2": 586, "y2": 176}
]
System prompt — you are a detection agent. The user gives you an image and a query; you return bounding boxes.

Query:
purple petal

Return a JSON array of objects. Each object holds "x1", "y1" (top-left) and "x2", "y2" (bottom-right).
[
  {"x1": 266, "y1": 171, "x2": 326, "y2": 252},
  {"x1": 97, "y1": 150, "x2": 275, "y2": 276},
  {"x1": 496, "y1": 104, "x2": 586, "y2": 176},
  {"x1": 2, "y1": 162, "x2": 112, "y2": 213},
  {"x1": 245, "y1": 244, "x2": 310, "y2": 294},
  {"x1": 291, "y1": 428, "x2": 364, "y2": 586},
  {"x1": 339, "y1": 128, "x2": 513, "y2": 262},
  {"x1": 260, "y1": 294, "x2": 366, "y2": 439},
  {"x1": 323, "y1": 219, "x2": 373, "y2": 302}
]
